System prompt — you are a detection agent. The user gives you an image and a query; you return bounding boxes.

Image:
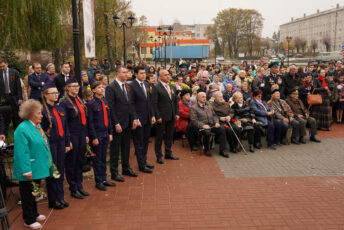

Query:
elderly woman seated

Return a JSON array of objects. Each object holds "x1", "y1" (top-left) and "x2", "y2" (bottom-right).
[
  {"x1": 231, "y1": 92, "x2": 261, "y2": 152},
  {"x1": 250, "y1": 89, "x2": 283, "y2": 150},
  {"x1": 267, "y1": 85, "x2": 300, "y2": 145},
  {"x1": 210, "y1": 91, "x2": 242, "y2": 153}
]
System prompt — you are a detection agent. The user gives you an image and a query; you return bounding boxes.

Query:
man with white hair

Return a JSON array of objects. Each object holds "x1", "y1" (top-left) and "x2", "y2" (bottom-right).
[
  {"x1": 190, "y1": 92, "x2": 228, "y2": 157},
  {"x1": 284, "y1": 65, "x2": 300, "y2": 96}
]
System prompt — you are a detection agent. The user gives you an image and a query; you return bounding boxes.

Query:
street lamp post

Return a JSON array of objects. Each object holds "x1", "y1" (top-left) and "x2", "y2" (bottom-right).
[
  {"x1": 72, "y1": 0, "x2": 81, "y2": 90},
  {"x1": 157, "y1": 26, "x2": 170, "y2": 69},
  {"x1": 286, "y1": 36, "x2": 292, "y2": 66},
  {"x1": 113, "y1": 14, "x2": 135, "y2": 66},
  {"x1": 168, "y1": 26, "x2": 173, "y2": 65},
  {"x1": 150, "y1": 35, "x2": 160, "y2": 69}
]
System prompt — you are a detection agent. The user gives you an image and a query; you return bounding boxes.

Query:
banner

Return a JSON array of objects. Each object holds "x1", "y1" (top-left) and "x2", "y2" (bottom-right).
[{"x1": 83, "y1": 0, "x2": 95, "y2": 58}]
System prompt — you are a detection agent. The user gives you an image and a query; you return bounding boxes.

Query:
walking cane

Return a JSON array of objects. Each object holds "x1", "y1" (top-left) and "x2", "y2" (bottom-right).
[{"x1": 226, "y1": 121, "x2": 248, "y2": 155}]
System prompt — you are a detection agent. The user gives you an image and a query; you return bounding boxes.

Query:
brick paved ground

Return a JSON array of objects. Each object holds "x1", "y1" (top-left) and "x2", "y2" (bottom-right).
[{"x1": 6, "y1": 123, "x2": 344, "y2": 230}]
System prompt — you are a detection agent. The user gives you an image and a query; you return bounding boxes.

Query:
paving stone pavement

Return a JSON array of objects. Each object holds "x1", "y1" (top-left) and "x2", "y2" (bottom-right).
[{"x1": 214, "y1": 138, "x2": 344, "y2": 178}]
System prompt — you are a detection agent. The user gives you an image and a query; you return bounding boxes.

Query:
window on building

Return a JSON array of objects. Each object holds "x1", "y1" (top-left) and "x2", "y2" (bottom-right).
[
  {"x1": 150, "y1": 47, "x2": 153, "y2": 54},
  {"x1": 141, "y1": 47, "x2": 146, "y2": 54}
]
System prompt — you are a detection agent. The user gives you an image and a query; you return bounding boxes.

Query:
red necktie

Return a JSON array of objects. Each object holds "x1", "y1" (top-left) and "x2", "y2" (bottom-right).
[
  {"x1": 74, "y1": 98, "x2": 86, "y2": 126},
  {"x1": 100, "y1": 99, "x2": 108, "y2": 127},
  {"x1": 52, "y1": 107, "x2": 64, "y2": 137}
]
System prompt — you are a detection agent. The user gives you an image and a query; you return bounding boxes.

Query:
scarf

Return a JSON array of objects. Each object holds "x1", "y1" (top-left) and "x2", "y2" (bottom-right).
[{"x1": 318, "y1": 76, "x2": 327, "y2": 87}]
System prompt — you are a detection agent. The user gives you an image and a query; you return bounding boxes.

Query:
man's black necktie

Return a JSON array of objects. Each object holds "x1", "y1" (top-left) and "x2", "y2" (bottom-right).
[
  {"x1": 140, "y1": 82, "x2": 147, "y2": 98},
  {"x1": 122, "y1": 84, "x2": 128, "y2": 100}
]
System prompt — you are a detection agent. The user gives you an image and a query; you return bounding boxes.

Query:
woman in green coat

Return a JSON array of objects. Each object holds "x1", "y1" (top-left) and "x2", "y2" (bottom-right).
[{"x1": 13, "y1": 99, "x2": 53, "y2": 230}]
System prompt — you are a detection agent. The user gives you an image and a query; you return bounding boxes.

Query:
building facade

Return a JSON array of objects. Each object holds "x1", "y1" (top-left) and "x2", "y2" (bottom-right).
[{"x1": 279, "y1": 4, "x2": 344, "y2": 52}]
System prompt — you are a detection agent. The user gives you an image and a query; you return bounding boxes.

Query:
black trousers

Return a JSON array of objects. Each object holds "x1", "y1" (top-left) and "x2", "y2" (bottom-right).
[
  {"x1": 185, "y1": 123, "x2": 198, "y2": 149},
  {"x1": 223, "y1": 123, "x2": 241, "y2": 150},
  {"x1": 110, "y1": 126, "x2": 131, "y2": 175},
  {"x1": 19, "y1": 180, "x2": 40, "y2": 225},
  {"x1": 200, "y1": 126, "x2": 227, "y2": 152},
  {"x1": 4, "y1": 94, "x2": 20, "y2": 135},
  {"x1": 133, "y1": 122, "x2": 151, "y2": 169},
  {"x1": 155, "y1": 119, "x2": 175, "y2": 158},
  {"x1": 243, "y1": 123, "x2": 261, "y2": 145}
]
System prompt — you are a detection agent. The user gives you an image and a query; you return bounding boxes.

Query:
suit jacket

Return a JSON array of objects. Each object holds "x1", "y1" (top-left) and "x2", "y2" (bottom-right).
[
  {"x1": 263, "y1": 74, "x2": 285, "y2": 101},
  {"x1": 54, "y1": 73, "x2": 72, "y2": 99},
  {"x1": 151, "y1": 81, "x2": 179, "y2": 122},
  {"x1": 190, "y1": 103, "x2": 219, "y2": 129},
  {"x1": 129, "y1": 80, "x2": 154, "y2": 126},
  {"x1": 267, "y1": 99, "x2": 293, "y2": 120},
  {"x1": 28, "y1": 73, "x2": 49, "y2": 100},
  {"x1": 285, "y1": 97, "x2": 309, "y2": 118},
  {"x1": 13, "y1": 120, "x2": 53, "y2": 181},
  {"x1": 0, "y1": 68, "x2": 23, "y2": 103},
  {"x1": 105, "y1": 80, "x2": 134, "y2": 129}
]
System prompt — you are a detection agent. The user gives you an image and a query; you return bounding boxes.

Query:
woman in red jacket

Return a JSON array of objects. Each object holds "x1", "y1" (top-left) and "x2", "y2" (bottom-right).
[{"x1": 174, "y1": 89, "x2": 198, "y2": 151}]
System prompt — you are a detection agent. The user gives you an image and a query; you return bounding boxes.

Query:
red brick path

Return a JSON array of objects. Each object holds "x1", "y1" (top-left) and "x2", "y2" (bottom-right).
[{"x1": 7, "y1": 124, "x2": 344, "y2": 229}]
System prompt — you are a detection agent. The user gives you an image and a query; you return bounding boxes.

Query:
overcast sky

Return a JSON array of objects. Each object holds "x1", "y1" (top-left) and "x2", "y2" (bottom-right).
[{"x1": 131, "y1": 0, "x2": 344, "y2": 37}]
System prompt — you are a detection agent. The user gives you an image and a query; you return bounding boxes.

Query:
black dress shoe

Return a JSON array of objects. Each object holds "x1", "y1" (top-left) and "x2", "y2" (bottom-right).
[
  {"x1": 254, "y1": 143, "x2": 261, "y2": 149},
  {"x1": 219, "y1": 151, "x2": 229, "y2": 158},
  {"x1": 122, "y1": 168, "x2": 138, "y2": 177},
  {"x1": 79, "y1": 189, "x2": 89, "y2": 196},
  {"x1": 71, "y1": 190, "x2": 84, "y2": 199},
  {"x1": 275, "y1": 142, "x2": 281, "y2": 146},
  {"x1": 49, "y1": 201, "x2": 64, "y2": 209},
  {"x1": 145, "y1": 163, "x2": 155, "y2": 169},
  {"x1": 191, "y1": 146, "x2": 199, "y2": 151},
  {"x1": 299, "y1": 137, "x2": 306, "y2": 144},
  {"x1": 310, "y1": 136, "x2": 321, "y2": 143},
  {"x1": 139, "y1": 167, "x2": 153, "y2": 173},
  {"x1": 204, "y1": 151, "x2": 212, "y2": 156},
  {"x1": 165, "y1": 154, "x2": 179, "y2": 160},
  {"x1": 103, "y1": 181, "x2": 116, "y2": 186},
  {"x1": 230, "y1": 148, "x2": 238, "y2": 154},
  {"x1": 268, "y1": 145, "x2": 276, "y2": 150},
  {"x1": 249, "y1": 145, "x2": 255, "y2": 153},
  {"x1": 281, "y1": 140, "x2": 287, "y2": 145},
  {"x1": 59, "y1": 199, "x2": 69, "y2": 207},
  {"x1": 291, "y1": 138, "x2": 300, "y2": 145},
  {"x1": 157, "y1": 157, "x2": 164, "y2": 164},
  {"x1": 95, "y1": 183, "x2": 106, "y2": 191},
  {"x1": 111, "y1": 174, "x2": 125, "y2": 182}
]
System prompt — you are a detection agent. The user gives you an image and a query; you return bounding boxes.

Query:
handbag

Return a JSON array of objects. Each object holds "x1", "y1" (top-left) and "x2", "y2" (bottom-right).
[{"x1": 307, "y1": 89, "x2": 322, "y2": 105}]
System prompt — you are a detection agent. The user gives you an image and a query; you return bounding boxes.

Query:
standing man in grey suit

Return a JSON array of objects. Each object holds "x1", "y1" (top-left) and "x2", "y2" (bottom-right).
[{"x1": 151, "y1": 69, "x2": 180, "y2": 164}]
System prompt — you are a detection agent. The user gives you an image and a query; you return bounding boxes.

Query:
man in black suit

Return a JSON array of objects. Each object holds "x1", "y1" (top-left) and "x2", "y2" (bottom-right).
[
  {"x1": 129, "y1": 66, "x2": 156, "y2": 173},
  {"x1": 54, "y1": 63, "x2": 72, "y2": 100},
  {"x1": 0, "y1": 58, "x2": 23, "y2": 134},
  {"x1": 28, "y1": 62, "x2": 49, "y2": 100},
  {"x1": 152, "y1": 69, "x2": 180, "y2": 164},
  {"x1": 105, "y1": 66, "x2": 138, "y2": 182}
]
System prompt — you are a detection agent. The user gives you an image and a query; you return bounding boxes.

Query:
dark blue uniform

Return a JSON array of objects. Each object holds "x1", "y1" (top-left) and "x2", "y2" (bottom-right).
[
  {"x1": 86, "y1": 97, "x2": 112, "y2": 184},
  {"x1": 41, "y1": 104, "x2": 70, "y2": 202},
  {"x1": 60, "y1": 96, "x2": 87, "y2": 192}
]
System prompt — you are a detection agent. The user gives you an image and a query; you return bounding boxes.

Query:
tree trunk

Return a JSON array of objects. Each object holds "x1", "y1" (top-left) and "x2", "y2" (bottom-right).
[
  {"x1": 104, "y1": 13, "x2": 114, "y2": 71},
  {"x1": 53, "y1": 48, "x2": 61, "y2": 73}
]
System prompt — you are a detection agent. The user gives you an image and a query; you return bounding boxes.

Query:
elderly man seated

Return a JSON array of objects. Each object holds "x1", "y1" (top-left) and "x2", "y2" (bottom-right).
[
  {"x1": 286, "y1": 88, "x2": 321, "y2": 143},
  {"x1": 211, "y1": 91, "x2": 242, "y2": 153},
  {"x1": 267, "y1": 86, "x2": 300, "y2": 145},
  {"x1": 190, "y1": 92, "x2": 228, "y2": 158}
]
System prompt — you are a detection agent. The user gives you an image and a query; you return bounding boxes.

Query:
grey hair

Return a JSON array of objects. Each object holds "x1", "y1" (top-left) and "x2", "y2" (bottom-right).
[
  {"x1": 214, "y1": 91, "x2": 223, "y2": 99},
  {"x1": 46, "y1": 63, "x2": 55, "y2": 71},
  {"x1": 18, "y1": 99, "x2": 42, "y2": 120},
  {"x1": 232, "y1": 91, "x2": 243, "y2": 102}
]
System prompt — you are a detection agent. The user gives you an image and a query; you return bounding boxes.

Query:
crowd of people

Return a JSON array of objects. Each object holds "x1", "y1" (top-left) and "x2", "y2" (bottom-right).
[{"x1": 1, "y1": 56, "x2": 343, "y2": 229}]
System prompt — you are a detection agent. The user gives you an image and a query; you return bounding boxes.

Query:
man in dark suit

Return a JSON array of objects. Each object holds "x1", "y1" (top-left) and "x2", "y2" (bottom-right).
[
  {"x1": 105, "y1": 66, "x2": 138, "y2": 182},
  {"x1": 263, "y1": 62, "x2": 285, "y2": 101},
  {"x1": 0, "y1": 58, "x2": 23, "y2": 134},
  {"x1": 54, "y1": 63, "x2": 72, "y2": 100},
  {"x1": 129, "y1": 66, "x2": 156, "y2": 173},
  {"x1": 152, "y1": 69, "x2": 180, "y2": 164},
  {"x1": 28, "y1": 62, "x2": 49, "y2": 100}
]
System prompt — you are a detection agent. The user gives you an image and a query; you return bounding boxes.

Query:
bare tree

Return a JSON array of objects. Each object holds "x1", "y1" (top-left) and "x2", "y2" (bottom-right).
[
  {"x1": 310, "y1": 40, "x2": 318, "y2": 55},
  {"x1": 300, "y1": 39, "x2": 307, "y2": 54},
  {"x1": 322, "y1": 37, "x2": 331, "y2": 52},
  {"x1": 294, "y1": 37, "x2": 302, "y2": 54}
]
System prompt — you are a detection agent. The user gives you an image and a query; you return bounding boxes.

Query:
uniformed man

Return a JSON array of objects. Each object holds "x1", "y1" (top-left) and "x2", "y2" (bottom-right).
[{"x1": 263, "y1": 62, "x2": 285, "y2": 101}]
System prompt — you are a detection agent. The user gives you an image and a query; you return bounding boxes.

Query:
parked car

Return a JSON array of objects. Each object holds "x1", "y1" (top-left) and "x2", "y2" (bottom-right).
[
  {"x1": 216, "y1": 56, "x2": 225, "y2": 61},
  {"x1": 316, "y1": 51, "x2": 342, "y2": 63}
]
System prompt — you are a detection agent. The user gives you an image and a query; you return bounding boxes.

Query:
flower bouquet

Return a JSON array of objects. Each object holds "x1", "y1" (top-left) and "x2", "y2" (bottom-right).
[
  {"x1": 32, "y1": 181, "x2": 46, "y2": 202},
  {"x1": 85, "y1": 143, "x2": 96, "y2": 158}
]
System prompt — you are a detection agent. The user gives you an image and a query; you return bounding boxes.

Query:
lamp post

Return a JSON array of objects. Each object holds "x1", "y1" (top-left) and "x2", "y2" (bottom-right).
[
  {"x1": 168, "y1": 26, "x2": 173, "y2": 65},
  {"x1": 72, "y1": 0, "x2": 81, "y2": 91},
  {"x1": 157, "y1": 26, "x2": 170, "y2": 69},
  {"x1": 113, "y1": 14, "x2": 135, "y2": 66},
  {"x1": 150, "y1": 35, "x2": 160, "y2": 69},
  {"x1": 286, "y1": 36, "x2": 292, "y2": 66}
]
